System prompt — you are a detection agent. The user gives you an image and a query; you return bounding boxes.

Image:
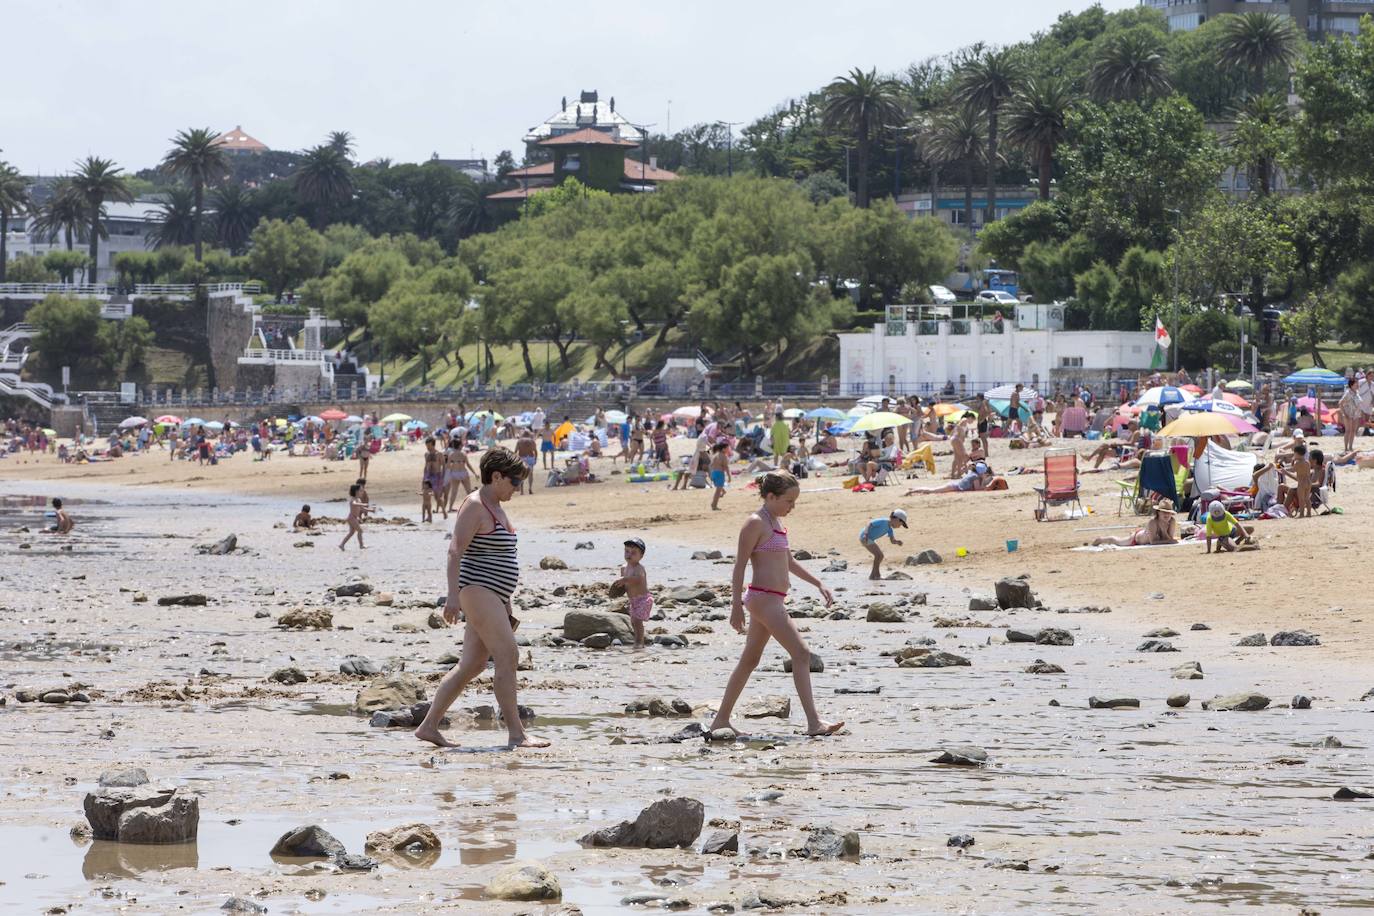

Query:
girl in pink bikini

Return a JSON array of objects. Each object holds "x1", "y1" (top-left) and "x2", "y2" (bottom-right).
[{"x1": 709, "y1": 470, "x2": 843, "y2": 738}]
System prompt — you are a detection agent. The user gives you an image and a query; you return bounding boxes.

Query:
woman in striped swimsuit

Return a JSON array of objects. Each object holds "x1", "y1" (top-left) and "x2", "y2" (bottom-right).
[
  {"x1": 709, "y1": 471, "x2": 843, "y2": 739},
  {"x1": 414, "y1": 446, "x2": 548, "y2": 750}
]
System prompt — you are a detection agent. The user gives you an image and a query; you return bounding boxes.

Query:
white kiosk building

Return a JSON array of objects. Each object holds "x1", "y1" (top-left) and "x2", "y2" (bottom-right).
[{"x1": 837, "y1": 304, "x2": 1157, "y2": 398}]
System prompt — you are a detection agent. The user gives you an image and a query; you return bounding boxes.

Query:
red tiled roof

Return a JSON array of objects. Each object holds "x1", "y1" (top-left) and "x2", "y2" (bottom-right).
[
  {"x1": 213, "y1": 125, "x2": 268, "y2": 151},
  {"x1": 538, "y1": 127, "x2": 639, "y2": 148},
  {"x1": 505, "y1": 162, "x2": 555, "y2": 179},
  {"x1": 486, "y1": 183, "x2": 553, "y2": 201},
  {"x1": 622, "y1": 158, "x2": 678, "y2": 182}
]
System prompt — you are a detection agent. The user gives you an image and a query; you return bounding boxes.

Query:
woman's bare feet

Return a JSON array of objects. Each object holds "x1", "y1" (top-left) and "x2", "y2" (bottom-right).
[
  {"x1": 414, "y1": 725, "x2": 459, "y2": 748},
  {"x1": 508, "y1": 733, "x2": 550, "y2": 749},
  {"x1": 805, "y1": 720, "x2": 845, "y2": 737}
]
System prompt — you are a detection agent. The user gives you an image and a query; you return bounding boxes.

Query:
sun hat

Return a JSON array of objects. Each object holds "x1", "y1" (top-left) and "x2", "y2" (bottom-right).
[
  {"x1": 1153, "y1": 500, "x2": 1177, "y2": 514},
  {"x1": 890, "y1": 508, "x2": 909, "y2": 526},
  {"x1": 1208, "y1": 500, "x2": 1225, "y2": 519},
  {"x1": 1293, "y1": 429, "x2": 1305, "y2": 438}
]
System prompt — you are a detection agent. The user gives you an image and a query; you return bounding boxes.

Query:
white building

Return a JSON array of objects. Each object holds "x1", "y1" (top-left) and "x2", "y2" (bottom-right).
[
  {"x1": 523, "y1": 90, "x2": 647, "y2": 146},
  {"x1": 837, "y1": 304, "x2": 1157, "y2": 398},
  {"x1": 7, "y1": 200, "x2": 162, "y2": 283}
]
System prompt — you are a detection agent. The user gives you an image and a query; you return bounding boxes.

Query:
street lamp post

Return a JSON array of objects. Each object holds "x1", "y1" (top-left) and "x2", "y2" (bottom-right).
[{"x1": 1167, "y1": 208, "x2": 1182, "y2": 372}]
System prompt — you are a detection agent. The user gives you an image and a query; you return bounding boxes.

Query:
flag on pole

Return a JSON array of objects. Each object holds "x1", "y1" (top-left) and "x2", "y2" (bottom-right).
[{"x1": 1154, "y1": 316, "x2": 1172, "y2": 352}]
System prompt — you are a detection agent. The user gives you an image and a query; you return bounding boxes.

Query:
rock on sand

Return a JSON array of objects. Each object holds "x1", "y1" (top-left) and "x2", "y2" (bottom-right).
[
  {"x1": 84, "y1": 785, "x2": 199, "y2": 843},
  {"x1": 353, "y1": 674, "x2": 426, "y2": 714},
  {"x1": 486, "y1": 861, "x2": 562, "y2": 901},
  {"x1": 580, "y1": 797, "x2": 705, "y2": 849},
  {"x1": 563, "y1": 610, "x2": 633, "y2": 643}
]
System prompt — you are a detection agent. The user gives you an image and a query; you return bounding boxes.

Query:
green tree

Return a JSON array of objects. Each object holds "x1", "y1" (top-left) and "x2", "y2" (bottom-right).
[
  {"x1": 1334, "y1": 261, "x2": 1374, "y2": 350},
  {"x1": 1168, "y1": 17, "x2": 1249, "y2": 118},
  {"x1": 951, "y1": 47, "x2": 1024, "y2": 226},
  {"x1": 1280, "y1": 291, "x2": 1336, "y2": 367},
  {"x1": 1217, "y1": 11, "x2": 1302, "y2": 96},
  {"x1": 1228, "y1": 92, "x2": 1293, "y2": 197},
  {"x1": 149, "y1": 187, "x2": 197, "y2": 249},
  {"x1": 824, "y1": 199, "x2": 958, "y2": 307},
  {"x1": 1073, "y1": 261, "x2": 1120, "y2": 329},
  {"x1": 523, "y1": 178, "x2": 612, "y2": 218},
  {"x1": 71, "y1": 156, "x2": 133, "y2": 283},
  {"x1": 0, "y1": 162, "x2": 30, "y2": 283},
  {"x1": 924, "y1": 106, "x2": 986, "y2": 238},
  {"x1": 247, "y1": 218, "x2": 325, "y2": 302},
  {"x1": 821, "y1": 67, "x2": 906, "y2": 208},
  {"x1": 327, "y1": 131, "x2": 356, "y2": 159},
  {"x1": 370, "y1": 259, "x2": 474, "y2": 382},
  {"x1": 316, "y1": 238, "x2": 413, "y2": 327},
  {"x1": 1172, "y1": 198, "x2": 1295, "y2": 316},
  {"x1": 212, "y1": 184, "x2": 257, "y2": 255},
  {"x1": 1293, "y1": 17, "x2": 1374, "y2": 189},
  {"x1": 113, "y1": 252, "x2": 157, "y2": 288},
  {"x1": 1003, "y1": 75, "x2": 1074, "y2": 201},
  {"x1": 27, "y1": 178, "x2": 87, "y2": 254},
  {"x1": 1176, "y1": 308, "x2": 1237, "y2": 369},
  {"x1": 1087, "y1": 27, "x2": 1172, "y2": 102},
  {"x1": 294, "y1": 143, "x2": 353, "y2": 227},
  {"x1": 7, "y1": 254, "x2": 56, "y2": 283},
  {"x1": 160, "y1": 128, "x2": 228, "y2": 261},
  {"x1": 27, "y1": 294, "x2": 103, "y2": 367},
  {"x1": 42, "y1": 250, "x2": 90, "y2": 284},
  {"x1": 96, "y1": 315, "x2": 154, "y2": 373},
  {"x1": 1114, "y1": 245, "x2": 1168, "y2": 329}
]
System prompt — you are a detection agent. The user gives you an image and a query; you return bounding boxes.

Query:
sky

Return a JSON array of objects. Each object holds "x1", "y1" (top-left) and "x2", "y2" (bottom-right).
[{"x1": 2, "y1": 0, "x2": 1136, "y2": 177}]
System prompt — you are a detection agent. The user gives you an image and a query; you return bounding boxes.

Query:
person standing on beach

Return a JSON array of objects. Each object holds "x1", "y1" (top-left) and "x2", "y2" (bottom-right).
[
  {"x1": 339, "y1": 484, "x2": 371, "y2": 550},
  {"x1": 358, "y1": 431, "x2": 371, "y2": 481},
  {"x1": 708, "y1": 471, "x2": 843, "y2": 738},
  {"x1": 614, "y1": 538, "x2": 652, "y2": 648},
  {"x1": 859, "y1": 509, "x2": 908, "y2": 579},
  {"x1": 414, "y1": 447, "x2": 548, "y2": 749},
  {"x1": 515, "y1": 428, "x2": 538, "y2": 494},
  {"x1": 709, "y1": 442, "x2": 730, "y2": 510}
]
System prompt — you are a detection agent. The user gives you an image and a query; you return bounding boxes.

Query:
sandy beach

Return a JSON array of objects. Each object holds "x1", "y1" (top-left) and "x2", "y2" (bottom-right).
[{"x1": 2, "y1": 434, "x2": 1372, "y2": 914}]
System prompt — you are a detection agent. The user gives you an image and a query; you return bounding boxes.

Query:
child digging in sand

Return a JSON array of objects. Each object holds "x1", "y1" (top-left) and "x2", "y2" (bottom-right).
[
  {"x1": 709, "y1": 471, "x2": 843, "y2": 739},
  {"x1": 859, "y1": 509, "x2": 908, "y2": 579},
  {"x1": 339, "y1": 484, "x2": 372, "y2": 550},
  {"x1": 1205, "y1": 500, "x2": 1252, "y2": 554},
  {"x1": 615, "y1": 538, "x2": 652, "y2": 648}
]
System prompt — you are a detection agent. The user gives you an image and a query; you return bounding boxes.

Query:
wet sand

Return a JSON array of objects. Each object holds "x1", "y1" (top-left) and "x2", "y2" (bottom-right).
[{"x1": 2, "y1": 440, "x2": 1373, "y2": 913}]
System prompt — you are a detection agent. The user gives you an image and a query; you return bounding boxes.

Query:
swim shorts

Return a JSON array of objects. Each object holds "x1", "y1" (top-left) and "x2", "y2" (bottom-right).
[
  {"x1": 629, "y1": 593, "x2": 654, "y2": 621},
  {"x1": 710, "y1": 470, "x2": 727, "y2": 488}
]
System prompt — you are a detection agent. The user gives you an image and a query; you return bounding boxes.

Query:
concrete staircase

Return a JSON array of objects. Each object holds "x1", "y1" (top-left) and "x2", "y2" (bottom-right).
[{"x1": 0, "y1": 322, "x2": 61, "y2": 410}]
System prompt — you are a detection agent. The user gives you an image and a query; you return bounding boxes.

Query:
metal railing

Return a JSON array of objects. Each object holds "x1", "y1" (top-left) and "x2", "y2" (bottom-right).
[
  {"x1": 133, "y1": 282, "x2": 260, "y2": 297},
  {"x1": 0, "y1": 282, "x2": 108, "y2": 296},
  {"x1": 240, "y1": 348, "x2": 328, "y2": 362}
]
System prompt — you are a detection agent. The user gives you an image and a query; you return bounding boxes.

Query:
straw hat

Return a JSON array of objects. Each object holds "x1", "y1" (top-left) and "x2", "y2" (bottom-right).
[{"x1": 1153, "y1": 499, "x2": 1177, "y2": 514}]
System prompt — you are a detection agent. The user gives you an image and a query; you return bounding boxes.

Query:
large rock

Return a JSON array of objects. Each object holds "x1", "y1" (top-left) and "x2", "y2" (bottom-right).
[
  {"x1": 221, "y1": 898, "x2": 267, "y2": 914},
  {"x1": 197, "y1": 534, "x2": 237, "y2": 555},
  {"x1": 1088, "y1": 696, "x2": 1140, "y2": 709},
  {"x1": 332, "y1": 582, "x2": 373, "y2": 598},
  {"x1": 98, "y1": 766, "x2": 149, "y2": 788},
  {"x1": 1236, "y1": 633, "x2": 1267, "y2": 647},
  {"x1": 364, "y1": 823, "x2": 441, "y2": 855},
  {"x1": 579, "y1": 797, "x2": 705, "y2": 849},
  {"x1": 562, "y1": 610, "x2": 633, "y2": 643},
  {"x1": 1333, "y1": 787, "x2": 1374, "y2": 800},
  {"x1": 353, "y1": 674, "x2": 426, "y2": 714},
  {"x1": 269, "y1": 667, "x2": 308, "y2": 685},
  {"x1": 1271, "y1": 630, "x2": 1320, "y2": 647},
  {"x1": 486, "y1": 861, "x2": 562, "y2": 901},
  {"x1": 1024, "y1": 659, "x2": 1064, "y2": 674},
  {"x1": 84, "y1": 786, "x2": 199, "y2": 843},
  {"x1": 1172, "y1": 661, "x2": 1205, "y2": 680},
  {"x1": 742, "y1": 696, "x2": 790, "y2": 719},
  {"x1": 1006, "y1": 629, "x2": 1037, "y2": 643},
  {"x1": 789, "y1": 826, "x2": 860, "y2": 860},
  {"x1": 968, "y1": 596, "x2": 998, "y2": 611},
  {"x1": 157, "y1": 594, "x2": 207, "y2": 607},
  {"x1": 897, "y1": 649, "x2": 971, "y2": 668},
  {"x1": 994, "y1": 577, "x2": 1036, "y2": 610},
  {"x1": 339, "y1": 656, "x2": 380, "y2": 677},
  {"x1": 782, "y1": 653, "x2": 824, "y2": 673},
  {"x1": 1167, "y1": 693, "x2": 1191, "y2": 708},
  {"x1": 1036, "y1": 628, "x2": 1074, "y2": 646},
  {"x1": 539, "y1": 556, "x2": 569, "y2": 570},
  {"x1": 865, "y1": 603, "x2": 904, "y2": 623},
  {"x1": 1205, "y1": 692, "x2": 1270, "y2": 712},
  {"x1": 625, "y1": 696, "x2": 693, "y2": 717},
  {"x1": 907, "y1": 549, "x2": 942, "y2": 565},
  {"x1": 278, "y1": 607, "x2": 333, "y2": 630},
  {"x1": 701, "y1": 830, "x2": 739, "y2": 855},
  {"x1": 930, "y1": 746, "x2": 988, "y2": 766},
  {"x1": 1136, "y1": 639, "x2": 1179, "y2": 653},
  {"x1": 270, "y1": 824, "x2": 346, "y2": 858}
]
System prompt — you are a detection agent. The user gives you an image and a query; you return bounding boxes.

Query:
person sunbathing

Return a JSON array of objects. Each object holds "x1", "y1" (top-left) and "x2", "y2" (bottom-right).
[
  {"x1": 907, "y1": 462, "x2": 998, "y2": 494},
  {"x1": 1090, "y1": 501, "x2": 1177, "y2": 547}
]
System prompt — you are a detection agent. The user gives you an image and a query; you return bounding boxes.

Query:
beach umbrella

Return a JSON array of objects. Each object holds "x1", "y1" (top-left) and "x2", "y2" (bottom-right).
[
  {"x1": 1159, "y1": 412, "x2": 1250, "y2": 437},
  {"x1": 204, "y1": 421, "x2": 224, "y2": 431},
  {"x1": 603, "y1": 409, "x2": 628, "y2": 424},
  {"x1": 403, "y1": 419, "x2": 429, "y2": 431},
  {"x1": 42, "y1": 427, "x2": 56, "y2": 436},
  {"x1": 184, "y1": 417, "x2": 207, "y2": 426},
  {"x1": 672, "y1": 405, "x2": 701, "y2": 418},
  {"x1": 989, "y1": 399, "x2": 1031, "y2": 421},
  {"x1": 1283, "y1": 367, "x2": 1346, "y2": 387},
  {"x1": 303, "y1": 415, "x2": 324, "y2": 424},
  {"x1": 465, "y1": 410, "x2": 504, "y2": 422},
  {"x1": 1182, "y1": 398, "x2": 1246, "y2": 416},
  {"x1": 804, "y1": 407, "x2": 847, "y2": 421},
  {"x1": 1179, "y1": 384, "x2": 1203, "y2": 394},
  {"x1": 1225, "y1": 379, "x2": 1253, "y2": 391},
  {"x1": 1294, "y1": 396, "x2": 1338, "y2": 423},
  {"x1": 781, "y1": 408, "x2": 804, "y2": 419},
  {"x1": 381, "y1": 412, "x2": 412, "y2": 423},
  {"x1": 319, "y1": 408, "x2": 348, "y2": 421},
  {"x1": 932, "y1": 402, "x2": 970, "y2": 417},
  {"x1": 985, "y1": 384, "x2": 1038, "y2": 401},
  {"x1": 1136, "y1": 386, "x2": 1196, "y2": 407},
  {"x1": 344, "y1": 414, "x2": 363, "y2": 424},
  {"x1": 850, "y1": 411, "x2": 914, "y2": 433},
  {"x1": 1217, "y1": 392, "x2": 1251, "y2": 408},
  {"x1": 154, "y1": 414, "x2": 182, "y2": 425},
  {"x1": 117, "y1": 416, "x2": 148, "y2": 429},
  {"x1": 272, "y1": 418, "x2": 288, "y2": 428}
]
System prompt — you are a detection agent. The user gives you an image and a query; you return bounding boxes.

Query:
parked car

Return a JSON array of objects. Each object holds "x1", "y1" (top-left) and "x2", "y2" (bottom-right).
[
  {"x1": 928, "y1": 285, "x2": 957, "y2": 305},
  {"x1": 975, "y1": 289, "x2": 1019, "y2": 306}
]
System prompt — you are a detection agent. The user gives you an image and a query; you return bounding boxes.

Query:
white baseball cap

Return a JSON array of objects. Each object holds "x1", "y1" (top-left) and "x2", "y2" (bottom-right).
[{"x1": 891, "y1": 509, "x2": 909, "y2": 526}]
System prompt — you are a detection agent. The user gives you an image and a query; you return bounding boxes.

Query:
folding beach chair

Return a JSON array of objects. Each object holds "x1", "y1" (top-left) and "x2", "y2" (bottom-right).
[{"x1": 1034, "y1": 449, "x2": 1083, "y2": 521}]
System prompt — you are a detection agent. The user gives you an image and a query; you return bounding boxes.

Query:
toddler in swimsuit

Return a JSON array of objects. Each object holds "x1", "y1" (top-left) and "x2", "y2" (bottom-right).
[{"x1": 615, "y1": 537, "x2": 653, "y2": 648}]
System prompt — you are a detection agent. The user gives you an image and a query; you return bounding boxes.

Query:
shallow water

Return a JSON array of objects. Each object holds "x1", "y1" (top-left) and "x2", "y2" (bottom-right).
[{"x1": 1, "y1": 479, "x2": 1373, "y2": 912}]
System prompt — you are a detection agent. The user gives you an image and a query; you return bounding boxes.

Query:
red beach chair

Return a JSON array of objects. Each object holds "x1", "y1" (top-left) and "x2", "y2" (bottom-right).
[{"x1": 1034, "y1": 448, "x2": 1083, "y2": 521}]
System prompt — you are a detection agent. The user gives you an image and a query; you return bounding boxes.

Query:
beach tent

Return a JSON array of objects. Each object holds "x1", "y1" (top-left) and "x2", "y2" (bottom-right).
[
  {"x1": 1191, "y1": 440, "x2": 1257, "y2": 494},
  {"x1": 553, "y1": 420, "x2": 574, "y2": 447}
]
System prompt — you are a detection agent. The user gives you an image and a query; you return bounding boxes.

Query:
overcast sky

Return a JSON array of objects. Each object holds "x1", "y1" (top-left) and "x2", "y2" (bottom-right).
[{"x1": 3, "y1": 0, "x2": 1134, "y2": 177}]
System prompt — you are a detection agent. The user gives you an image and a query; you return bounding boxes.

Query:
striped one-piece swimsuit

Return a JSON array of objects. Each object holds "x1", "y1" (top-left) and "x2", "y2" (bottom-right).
[{"x1": 458, "y1": 500, "x2": 519, "y2": 603}]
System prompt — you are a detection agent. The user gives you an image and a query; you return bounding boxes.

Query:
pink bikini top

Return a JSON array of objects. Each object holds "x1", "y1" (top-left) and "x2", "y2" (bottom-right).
[{"x1": 754, "y1": 509, "x2": 790, "y2": 553}]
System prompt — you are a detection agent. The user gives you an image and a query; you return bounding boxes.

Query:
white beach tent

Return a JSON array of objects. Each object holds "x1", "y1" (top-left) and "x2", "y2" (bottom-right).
[{"x1": 1190, "y1": 440, "x2": 1257, "y2": 495}]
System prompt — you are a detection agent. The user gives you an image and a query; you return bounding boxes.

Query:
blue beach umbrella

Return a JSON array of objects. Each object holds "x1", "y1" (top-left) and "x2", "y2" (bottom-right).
[
  {"x1": 1282, "y1": 368, "x2": 1346, "y2": 387},
  {"x1": 804, "y1": 407, "x2": 847, "y2": 421}
]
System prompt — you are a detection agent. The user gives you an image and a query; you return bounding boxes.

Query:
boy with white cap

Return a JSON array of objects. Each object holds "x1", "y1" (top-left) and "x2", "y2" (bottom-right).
[{"x1": 860, "y1": 509, "x2": 909, "y2": 579}]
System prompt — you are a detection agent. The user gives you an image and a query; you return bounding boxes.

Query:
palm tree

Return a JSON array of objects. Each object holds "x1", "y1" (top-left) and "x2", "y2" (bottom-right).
[
  {"x1": 161, "y1": 127, "x2": 228, "y2": 262},
  {"x1": 0, "y1": 163, "x2": 31, "y2": 284},
  {"x1": 1217, "y1": 11, "x2": 1301, "y2": 96},
  {"x1": 150, "y1": 187, "x2": 198, "y2": 248},
  {"x1": 212, "y1": 184, "x2": 257, "y2": 255},
  {"x1": 327, "y1": 131, "x2": 356, "y2": 160},
  {"x1": 1087, "y1": 30, "x2": 1172, "y2": 102},
  {"x1": 28, "y1": 179, "x2": 87, "y2": 252},
  {"x1": 448, "y1": 180, "x2": 489, "y2": 239},
  {"x1": 925, "y1": 107, "x2": 987, "y2": 239},
  {"x1": 1230, "y1": 91, "x2": 1290, "y2": 196},
  {"x1": 821, "y1": 67, "x2": 907, "y2": 207},
  {"x1": 1004, "y1": 76, "x2": 1075, "y2": 201},
  {"x1": 294, "y1": 144, "x2": 353, "y2": 227},
  {"x1": 951, "y1": 47, "x2": 1023, "y2": 227},
  {"x1": 71, "y1": 156, "x2": 133, "y2": 283}
]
